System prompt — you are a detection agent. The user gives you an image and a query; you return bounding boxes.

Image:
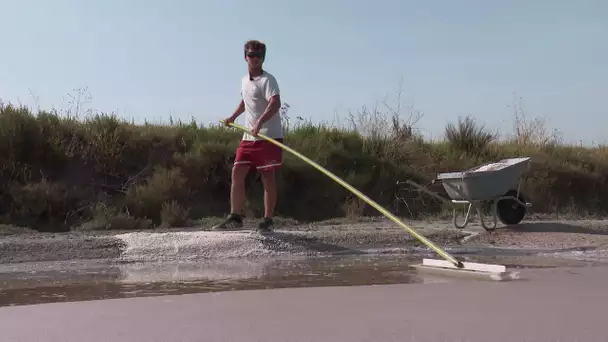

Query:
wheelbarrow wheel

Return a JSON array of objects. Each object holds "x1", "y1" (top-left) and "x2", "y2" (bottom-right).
[{"x1": 496, "y1": 189, "x2": 527, "y2": 225}]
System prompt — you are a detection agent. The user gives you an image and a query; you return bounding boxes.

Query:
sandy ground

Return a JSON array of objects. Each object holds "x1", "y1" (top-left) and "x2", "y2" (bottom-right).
[
  {"x1": 461, "y1": 219, "x2": 608, "y2": 248},
  {"x1": 2, "y1": 219, "x2": 608, "y2": 341},
  {"x1": 2, "y1": 218, "x2": 608, "y2": 264},
  {"x1": 2, "y1": 265, "x2": 607, "y2": 342}
]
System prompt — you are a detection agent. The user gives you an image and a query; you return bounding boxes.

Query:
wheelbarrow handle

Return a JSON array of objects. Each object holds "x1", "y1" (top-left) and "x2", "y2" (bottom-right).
[{"x1": 396, "y1": 179, "x2": 451, "y2": 205}]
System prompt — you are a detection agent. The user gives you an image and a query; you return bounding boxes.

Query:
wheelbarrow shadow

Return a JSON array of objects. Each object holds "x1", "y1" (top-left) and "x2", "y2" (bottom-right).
[
  {"x1": 254, "y1": 231, "x2": 365, "y2": 255},
  {"x1": 501, "y1": 222, "x2": 608, "y2": 236}
]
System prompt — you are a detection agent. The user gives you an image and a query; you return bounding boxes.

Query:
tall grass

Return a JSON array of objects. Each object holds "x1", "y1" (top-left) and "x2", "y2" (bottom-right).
[{"x1": 0, "y1": 96, "x2": 605, "y2": 232}]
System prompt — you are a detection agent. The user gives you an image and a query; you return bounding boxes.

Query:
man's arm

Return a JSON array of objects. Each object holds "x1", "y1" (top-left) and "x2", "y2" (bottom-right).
[
  {"x1": 223, "y1": 100, "x2": 245, "y2": 126},
  {"x1": 255, "y1": 94, "x2": 281, "y2": 125},
  {"x1": 229, "y1": 100, "x2": 245, "y2": 120}
]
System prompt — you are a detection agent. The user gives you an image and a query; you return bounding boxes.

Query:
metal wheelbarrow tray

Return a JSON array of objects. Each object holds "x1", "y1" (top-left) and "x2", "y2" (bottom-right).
[{"x1": 403, "y1": 157, "x2": 533, "y2": 231}]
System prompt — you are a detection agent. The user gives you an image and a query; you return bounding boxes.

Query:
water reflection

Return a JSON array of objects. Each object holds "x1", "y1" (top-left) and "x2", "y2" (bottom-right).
[
  {"x1": 1, "y1": 252, "x2": 602, "y2": 308},
  {"x1": 0, "y1": 255, "x2": 426, "y2": 307}
]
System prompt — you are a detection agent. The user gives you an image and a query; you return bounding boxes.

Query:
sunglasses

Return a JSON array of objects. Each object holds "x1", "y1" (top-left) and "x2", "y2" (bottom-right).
[{"x1": 246, "y1": 51, "x2": 264, "y2": 59}]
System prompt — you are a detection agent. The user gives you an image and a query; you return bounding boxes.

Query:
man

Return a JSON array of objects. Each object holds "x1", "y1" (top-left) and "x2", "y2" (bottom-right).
[{"x1": 213, "y1": 40, "x2": 283, "y2": 234}]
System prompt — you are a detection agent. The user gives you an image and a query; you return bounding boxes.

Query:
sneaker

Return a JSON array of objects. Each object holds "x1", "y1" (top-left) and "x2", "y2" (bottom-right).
[
  {"x1": 255, "y1": 217, "x2": 274, "y2": 235},
  {"x1": 211, "y1": 213, "x2": 244, "y2": 231}
]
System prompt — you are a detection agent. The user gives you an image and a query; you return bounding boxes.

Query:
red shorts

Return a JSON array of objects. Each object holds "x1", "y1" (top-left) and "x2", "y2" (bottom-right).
[{"x1": 234, "y1": 139, "x2": 283, "y2": 172}]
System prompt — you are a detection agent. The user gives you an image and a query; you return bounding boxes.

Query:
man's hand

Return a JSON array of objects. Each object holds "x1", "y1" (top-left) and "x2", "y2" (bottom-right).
[
  {"x1": 223, "y1": 100, "x2": 245, "y2": 126},
  {"x1": 222, "y1": 115, "x2": 236, "y2": 127},
  {"x1": 251, "y1": 94, "x2": 280, "y2": 137},
  {"x1": 251, "y1": 120, "x2": 262, "y2": 137}
]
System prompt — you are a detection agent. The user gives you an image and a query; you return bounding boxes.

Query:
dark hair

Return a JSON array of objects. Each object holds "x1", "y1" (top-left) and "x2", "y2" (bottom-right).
[{"x1": 244, "y1": 40, "x2": 266, "y2": 57}]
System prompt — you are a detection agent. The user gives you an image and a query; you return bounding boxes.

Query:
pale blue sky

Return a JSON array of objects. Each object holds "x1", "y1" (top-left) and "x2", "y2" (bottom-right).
[{"x1": 1, "y1": 0, "x2": 606, "y2": 144}]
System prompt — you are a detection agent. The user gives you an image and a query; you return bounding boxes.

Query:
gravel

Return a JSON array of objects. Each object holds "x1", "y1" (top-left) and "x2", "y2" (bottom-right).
[
  {"x1": 2, "y1": 218, "x2": 608, "y2": 264},
  {"x1": 460, "y1": 219, "x2": 608, "y2": 249}
]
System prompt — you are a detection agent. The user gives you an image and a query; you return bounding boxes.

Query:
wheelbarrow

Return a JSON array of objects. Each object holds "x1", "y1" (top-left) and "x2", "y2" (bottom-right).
[{"x1": 398, "y1": 157, "x2": 533, "y2": 232}]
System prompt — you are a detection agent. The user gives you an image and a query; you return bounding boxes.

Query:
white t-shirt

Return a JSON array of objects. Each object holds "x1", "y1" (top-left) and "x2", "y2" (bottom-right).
[{"x1": 240, "y1": 70, "x2": 283, "y2": 141}]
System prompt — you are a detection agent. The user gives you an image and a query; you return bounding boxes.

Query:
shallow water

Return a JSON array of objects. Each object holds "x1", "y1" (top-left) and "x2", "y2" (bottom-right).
[
  {"x1": 1, "y1": 248, "x2": 604, "y2": 308},
  {"x1": 0, "y1": 255, "x2": 426, "y2": 307}
]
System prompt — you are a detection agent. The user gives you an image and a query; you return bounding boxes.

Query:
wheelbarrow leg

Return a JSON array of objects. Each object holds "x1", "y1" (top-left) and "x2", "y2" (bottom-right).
[
  {"x1": 452, "y1": 201, "x2": 473, "y2": 229},
  {"x1": 477, "y1": 201, "x2": 497, "y2": 232},
  {"x1": 453, "y1": 200, "x2": 497, "y2": 231}
]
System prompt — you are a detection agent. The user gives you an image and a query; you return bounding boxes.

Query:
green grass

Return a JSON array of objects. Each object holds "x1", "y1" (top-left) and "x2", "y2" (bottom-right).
[{"x1": 0, "y1": 102, "x2": 606, "y2": 233}]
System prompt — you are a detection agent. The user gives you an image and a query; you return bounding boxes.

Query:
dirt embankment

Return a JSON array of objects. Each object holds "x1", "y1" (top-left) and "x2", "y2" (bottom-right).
[
  {"x1": 2, "y1": 219, "x2": 608, "y2": 264},
  {"x1": 4, "y1": 104, "x2": 608, "y2": 236}
]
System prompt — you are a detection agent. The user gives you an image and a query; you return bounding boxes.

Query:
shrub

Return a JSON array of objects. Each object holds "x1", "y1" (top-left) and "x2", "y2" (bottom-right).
[
  {"x1": 160, "y1": 200, "x2": 190, "y2": 228},
  {"x1": 445, "y1": 115, "x2": 496, "y2": 155},
  {"x1": 124, "y1": 167, "x2": 190, "y2": 224},
  {"x1": 0, "y1": 102, "x2": 606, "y2": 232},
  {"x1": 77, "y1": 203, "x2": 153, "y2": 231}
]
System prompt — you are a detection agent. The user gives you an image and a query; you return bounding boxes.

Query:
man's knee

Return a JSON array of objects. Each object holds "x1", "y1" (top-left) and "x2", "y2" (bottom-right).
[
  {"x1": 232, "y1": 163, "x2": 250, "y2": 183},
  {"x1": 259, "y1": 169, "x2": 276, "y2": 184}
]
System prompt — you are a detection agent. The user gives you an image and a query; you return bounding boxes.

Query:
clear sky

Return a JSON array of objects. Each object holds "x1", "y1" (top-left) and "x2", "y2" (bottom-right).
[{"x1": 1, "y1": 0, "x2": 606, "y2": 145}]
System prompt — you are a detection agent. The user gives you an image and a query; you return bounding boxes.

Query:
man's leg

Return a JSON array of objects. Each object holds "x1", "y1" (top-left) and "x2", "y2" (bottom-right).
[
  {"x1": 230, "y1": 163, "x2": 251, "y2": 215},
  {"x1": 212, "y1": 141, "x2": 252, "y2": 231},
  {"x1": 260, "y1": 169, "x2": 277, "y2": 219},
  {"x1": 212, "y1": 164, "x2": 250, "y2": 231},
  {"x1": 253, "y1": 140, "x2": 283, "y2": 234},
  {"x1": 252, "y1": 168, "x2": 277, "y2": 234}
]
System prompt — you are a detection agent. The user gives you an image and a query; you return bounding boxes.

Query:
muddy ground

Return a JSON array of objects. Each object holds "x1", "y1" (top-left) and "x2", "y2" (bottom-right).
[{"x1": 2, "y1": 217, "x2": 608, "y2": 264}]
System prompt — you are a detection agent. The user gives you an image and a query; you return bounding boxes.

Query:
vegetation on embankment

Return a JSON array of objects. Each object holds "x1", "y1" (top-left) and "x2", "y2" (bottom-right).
[{"x1": 0, "y1": 101, "x2": 606, "y2": 233}]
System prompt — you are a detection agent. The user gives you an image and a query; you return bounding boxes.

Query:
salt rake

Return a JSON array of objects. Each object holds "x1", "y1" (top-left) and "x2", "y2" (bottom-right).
[{"x1": 222, "y1": 121, "x2": 519, "y2": 281}]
